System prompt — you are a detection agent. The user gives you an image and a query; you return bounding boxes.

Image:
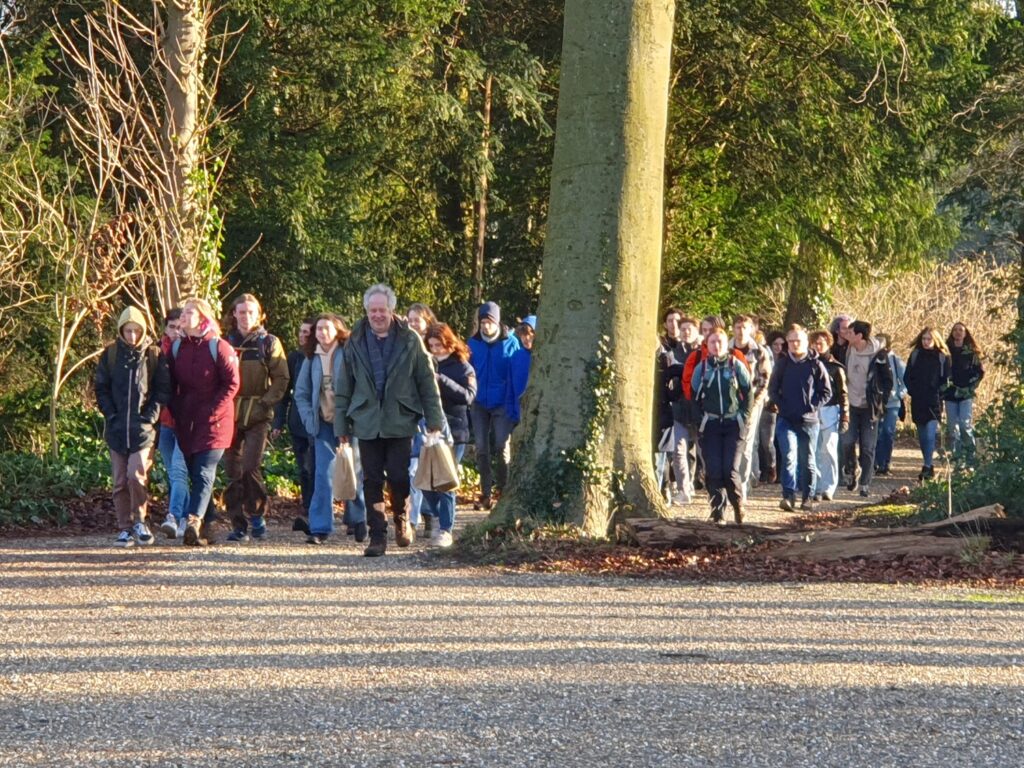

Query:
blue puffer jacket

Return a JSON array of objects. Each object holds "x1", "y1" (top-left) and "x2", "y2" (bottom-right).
[
  {"x1": 468, "y1": 329, "x2": 520, "y2": 410},
  {"x1": 505, "y1": 347, "x2": 532, "y2": 424},
  {"x1": 294, "y1": 345, "x2": 345, "y2": 438}
]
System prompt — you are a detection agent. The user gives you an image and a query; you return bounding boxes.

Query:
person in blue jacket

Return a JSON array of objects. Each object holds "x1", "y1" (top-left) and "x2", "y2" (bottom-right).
[
  {"x1": 467, "y1": 301, "x2": 520, "y2": 510},
  {"x1": 505, "y1": 315, "x2": 536, "y2": 426}
]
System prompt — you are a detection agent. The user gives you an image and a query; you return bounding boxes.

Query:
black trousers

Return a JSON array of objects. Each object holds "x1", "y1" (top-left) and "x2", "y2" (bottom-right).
[{"x1": 358, "y1": 436, "x2": 413, "y2": 531}]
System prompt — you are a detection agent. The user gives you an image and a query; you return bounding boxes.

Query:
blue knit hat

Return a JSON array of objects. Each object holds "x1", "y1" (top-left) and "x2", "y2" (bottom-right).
[
  {"x1": 521, "y1": 315, "x2": 537, "y2": 330},
  {"x1": 478, "y1": 301, "x2": 501, "y2": 324}
]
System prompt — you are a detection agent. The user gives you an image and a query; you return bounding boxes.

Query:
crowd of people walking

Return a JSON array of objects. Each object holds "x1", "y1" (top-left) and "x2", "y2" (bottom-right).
[
  {"x1": 94, "y1": 285, "x2": 535, "y2": 555},
  {"x1": 654, "y1": 310, "x2": 984, "y2": 525},
  {"x1": 93, "y1": 286, "x2": 984, "y2": 550}
]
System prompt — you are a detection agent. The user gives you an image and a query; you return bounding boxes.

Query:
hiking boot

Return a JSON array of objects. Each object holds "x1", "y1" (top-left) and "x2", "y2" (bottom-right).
[
  {"x1": 394, "y1": 515, "x2": 414, "y2": 548},
  {"x1": 364, "y1": 535, "x2": 387, "y2": 557},
  {"x1": 133, "y1": 522, "x2": 154, "y2": 546},
  {"x1": 183, "y1": 515, "x2": 206, "y2": 547},
  {"x1": 160, "y1": 514, "x2": 178, "y2": 539},
  {"x1": 226, "y1": 529, "x2": 250, "y2": 543},
  {"x1": 779, "y1": 497, "x2": 795, "y2": 512},
  {"x1": 250, "y1": 516, "x2": 267, "y2": 540},
  {"x1": 114, "y1": 530, "x2": 134, "y2": 548},
  {"x1": 353, "y1": 522, "x2": 368, "y2": 543}
]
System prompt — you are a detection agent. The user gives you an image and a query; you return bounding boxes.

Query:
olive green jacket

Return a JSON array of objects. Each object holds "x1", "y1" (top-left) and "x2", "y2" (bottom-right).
[{"x1": 333, "y1": 317, "x2": 444, "y2": 440}]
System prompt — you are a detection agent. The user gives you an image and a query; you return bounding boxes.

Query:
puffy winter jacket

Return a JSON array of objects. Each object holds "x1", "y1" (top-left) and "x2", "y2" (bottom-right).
[
  {"x1": 168, "y1": 331, "x2": 240, "y2": 456},
  {"x1": 468, "y1": 329, "x2": 520, "y2": 410},
  {"x1": 94, "y1": 338, "x2": 171, "y2": 455},
  {"x1": 437, "y1": 356, "x2": 477, "y2": 443}
]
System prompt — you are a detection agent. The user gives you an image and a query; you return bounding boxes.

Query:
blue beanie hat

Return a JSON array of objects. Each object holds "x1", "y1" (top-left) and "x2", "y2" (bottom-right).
[
  {"x1": 521, "y1": 315, "x2": 537, "y2": 330},
  {"x1": 478, "y1": 301, "x2": 501, "y2": 324}
]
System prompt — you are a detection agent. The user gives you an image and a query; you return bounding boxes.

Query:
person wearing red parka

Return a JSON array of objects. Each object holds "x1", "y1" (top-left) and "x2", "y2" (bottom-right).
[{"x1": 169, "y1": 296, "x2": 240, "y2": 546}]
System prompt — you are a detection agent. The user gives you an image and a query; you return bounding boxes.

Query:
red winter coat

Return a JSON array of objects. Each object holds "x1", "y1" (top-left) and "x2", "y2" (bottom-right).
[{"x1": 168, "y1": 331, "x2": 240, "y2": 457}]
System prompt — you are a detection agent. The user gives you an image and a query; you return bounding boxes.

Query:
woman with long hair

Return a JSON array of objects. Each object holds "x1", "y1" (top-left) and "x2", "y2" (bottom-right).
[
  {"x1": 293, "y1": 313, "x2": 366, "y2": 544},
  {"x1": 405, "y1": 303, "x2": 437, "y2": 339},
  {"x1": 903, "y1": 327, "x2": 951, "y2": 482},
  {"x1": 168, "y1": 297, "x2": 240, "y2": 545},
  {"x1": 944, "y1": 322, "x2": 985, "y2": 465},
  {"x1": 422, "y1": 322, "x2": 477, "y2": 547}
]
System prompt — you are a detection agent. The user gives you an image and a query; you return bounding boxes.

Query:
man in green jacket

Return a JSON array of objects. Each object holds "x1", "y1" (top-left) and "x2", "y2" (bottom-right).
[{"x1": 334, "y1": 284, "x2": 445, "y2": 557}]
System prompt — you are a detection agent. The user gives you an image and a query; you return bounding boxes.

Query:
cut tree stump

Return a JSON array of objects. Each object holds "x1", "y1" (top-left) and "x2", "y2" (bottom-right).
[{"x1": 624, "y1": 505, "x2": 1022, "y2": 562}]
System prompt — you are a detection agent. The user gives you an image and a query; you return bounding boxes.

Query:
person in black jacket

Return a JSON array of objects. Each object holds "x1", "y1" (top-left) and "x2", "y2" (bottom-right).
[
  {"x1": 94, "y1": 306, "x2": 171, "y2": 547},
  {"x1": 274, "y1": 317, "x2": 316, "y2": 523},
  {"x1": 903, "y1": 327, "x2": 952, "y2": 481},
  {"x1": 425, "y1": 323, "x2": 478, "y2": 464},
  {"x1": 944, "y1": 322, "x2": 984, "y2": 465}
]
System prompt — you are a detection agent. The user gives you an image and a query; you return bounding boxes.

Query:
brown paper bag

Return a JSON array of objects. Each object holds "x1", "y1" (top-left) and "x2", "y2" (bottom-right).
[
  {"x1": 413, "y1": 441, "x2": 460, "y2": 493},
  {"x1": 332, "y1": 442, "x2": 358, "y2": 501}
]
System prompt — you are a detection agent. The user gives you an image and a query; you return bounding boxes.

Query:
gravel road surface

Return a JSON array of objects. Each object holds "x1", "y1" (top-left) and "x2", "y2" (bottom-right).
[{"x1": 1, "y1": 527, "x2": 1022, "y2": 767}]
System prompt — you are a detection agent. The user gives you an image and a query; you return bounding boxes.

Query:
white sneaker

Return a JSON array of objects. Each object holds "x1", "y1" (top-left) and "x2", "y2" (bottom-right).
[
  {"x1": 160, "y1": 513, "x2": 178, "y2": 539},
  {"x1": 175, "y1": 517, "x2": 187, "y2": 539},
  {"x1": 133, "y1": 522, "x2": 154, "y2": 546},
  {"x1": 435, "y1": 530, "x2": 454, "y2": 548},
  {"x1": 671, "y1": 490, "x2": 691, "y2": 506},
  {"x1": 114, "y1": 530, "x2": 134, "y2": 548}
]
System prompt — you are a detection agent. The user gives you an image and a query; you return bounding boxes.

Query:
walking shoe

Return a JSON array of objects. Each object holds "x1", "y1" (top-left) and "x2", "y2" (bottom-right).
[
  {"x1": 671, "y1": 490, "x2": 691, "y2": 506},
  {"x1": 423, "y1": 514, "x2": 435, "y2": 535},
  {"x1": 176, "y1": 517, "x2": 187, "y2": 539},
  {"x1": 859, "y1": 487, "x2": 870, "y2": 498},
  {"x1": 435, "y1": 530, "x2": 454, "y2": 548},
  {"x1": 293, "y1": 517, "x2": 311, "y2": 534},
  {"x1": 132, "y1": 522, "x2": 154, "y2": 546},
  {"x1": 803, "y1": 499, "x2": 817, "y2": 513},
  {"x1": 847, "y1": 473, "x2": 859, "y2": 492},
  {"x1": 779, "y1": 497, "x2": 795, "y2": 512},
  {"x1": 875, "y1": 467, "x2": 890, "y2": 476},
  {"x1": 226, "y1": 529, "x2": 250, "y2": 543},
  {"x1": 160, "y1": 513, "x2": 178, "y2": 539},
  {"x1": 353, "y1": 522, "x2": 368, "y2": 543},
  {"x1": 183, "y1": 515, "x2": 206, "y2": 547},
  {"x1": 364, "y1": 535, "x2": 387, "y2": 557},
  {"x1": 812, "y1": 494, "x2": 822, "y2": 502},
  {"x1": 473, "y1": 496, "x2": 492, "y2": 511},
  {"x1": 345, "y1": 525, "x2": 356, "y2": 536},
  {"x1": 734, "y1": 504, "x2": 745, "y2": 526},
  {"x1": 306, "y1": 534, "x2": 326, "y2": 545},
  {"x1": 822, "y1": 492, "x2": 833, "y2": 502},
  {"x1": 250, "y1": 516, "x2": 267, "y2": 540},
  {"x1": 114, "y1": 530, "x2": 134, "y2": 548}
]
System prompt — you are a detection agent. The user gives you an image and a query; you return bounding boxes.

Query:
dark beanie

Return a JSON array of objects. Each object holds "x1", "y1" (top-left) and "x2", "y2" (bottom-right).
[{"x1": 478, "y1": 301, "x2": 501, "y2": 324}]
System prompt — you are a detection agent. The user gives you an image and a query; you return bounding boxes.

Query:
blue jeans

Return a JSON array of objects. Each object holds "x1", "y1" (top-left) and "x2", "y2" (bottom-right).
[
  {"x1": 408, "y1": 457, "x2": 424, "y2": 526},
  {"x1": 875, "y1": 406, "x2": 900, "y2": 471},
  {"x1": 916, "y1": 420, "x2": 938, "y2": 468},
  {"x1": 310, "y1": 423, "x2": 366, "y2": 536},
  {"x1": 776, "y1": 417, "x2": 819, "y2": 501},
  {"x1": 813, "y1": 405, "x2": 840, "y2": 498},
  {"x1": 945, "y1": 399, "x2": 976, "y2": 459},
  {"x1": 185, "y1": 449, "x2": 224, "y2": 520},
  {"x1": 421, "y1": 490, "x2": 455, "y2": 531},
  {"x1": 158, "y1": 426, "x2": 190, "y2": 520}
]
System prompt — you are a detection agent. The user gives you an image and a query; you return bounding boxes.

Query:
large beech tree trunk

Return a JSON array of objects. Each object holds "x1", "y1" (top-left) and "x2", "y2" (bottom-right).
[
  {"x1": 493, "y1": 0, "x2": 676, "y2": 535},
  {"x1": 163, "y1": 0, "x2": 205, "y2": 306}
]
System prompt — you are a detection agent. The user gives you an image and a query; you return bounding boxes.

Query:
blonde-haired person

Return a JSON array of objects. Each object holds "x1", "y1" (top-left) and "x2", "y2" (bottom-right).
[
  {"x1": 94, "y1": 307, "x2": 171, "y2": 546},
  {"x1": 903, "y1": 327, "x2": 951, "y2": 482},
  {"x1": 168, "y1": 296, "x2": 240, "y2": 545}
]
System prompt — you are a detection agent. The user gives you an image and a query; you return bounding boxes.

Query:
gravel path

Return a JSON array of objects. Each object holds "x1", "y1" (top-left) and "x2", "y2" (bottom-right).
[{"x1": 2, "y1": 521, "x2": 1023, "y2": 766}]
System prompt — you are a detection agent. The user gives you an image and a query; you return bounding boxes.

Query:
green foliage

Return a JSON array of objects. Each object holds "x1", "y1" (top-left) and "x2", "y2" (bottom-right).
[
  {"x1": 263, "y1": 439, "x2": 300, "y2": 497},
  {"x1": 915, "y1": 385, "x2": 1024, "y2": 519},
  {"x1": 0, "y1": 406, "x2": 109, "y2": 526}
]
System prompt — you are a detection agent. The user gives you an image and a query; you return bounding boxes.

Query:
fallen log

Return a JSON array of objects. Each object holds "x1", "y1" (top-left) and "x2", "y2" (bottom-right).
[{"x1": 624, "y1": 505, "x2": 1023, "y2": 562}]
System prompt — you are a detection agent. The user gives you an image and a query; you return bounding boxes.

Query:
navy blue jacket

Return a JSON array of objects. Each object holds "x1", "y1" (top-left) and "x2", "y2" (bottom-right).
[
  {"x1": 768, "y1": 351, "x2": 832, "y2": 426},
  {"x1": 436, "y1": 356, "x2": 477, "y2": 444}
]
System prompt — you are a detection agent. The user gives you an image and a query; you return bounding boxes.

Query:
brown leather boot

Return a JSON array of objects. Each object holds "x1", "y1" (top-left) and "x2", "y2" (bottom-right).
[{"x1": 394, "y1": 512, "x2": 413, "y2": 547}]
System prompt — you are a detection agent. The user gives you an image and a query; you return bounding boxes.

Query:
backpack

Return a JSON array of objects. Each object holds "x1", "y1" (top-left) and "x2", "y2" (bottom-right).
[
  {"x1": 695, "y1": 356, "x2": 744, "y2": 417},
  {"x1": 171, "y1": 336, "x2": 220, "y2": 363}
]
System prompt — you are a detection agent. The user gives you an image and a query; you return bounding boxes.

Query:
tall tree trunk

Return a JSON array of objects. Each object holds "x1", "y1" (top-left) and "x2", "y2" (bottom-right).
[
  {"x1": 494, "y1": 0, "x2": 676, "y2": 536},
  {"x1": 163, "y1": 0, "x2": 205, "y2": 307},
  {"x1": 471, "y1": 74, "x2": 493, "y2": 319},
  {"x1": 783, "y1": 239, "x2": 820, "y2": 327}
]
